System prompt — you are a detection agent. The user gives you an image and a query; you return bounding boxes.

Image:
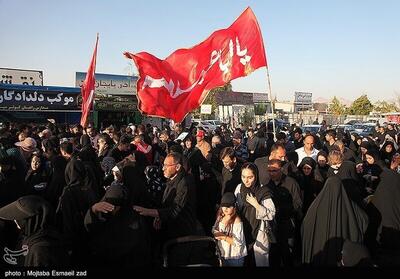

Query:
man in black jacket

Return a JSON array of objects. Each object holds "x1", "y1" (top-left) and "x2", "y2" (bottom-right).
[
  {"x1": 133, "y1": 152, "x2": 200, "y2": 266},
  {"x1": 254, "y1": 143, "x2": 287, "y2": 186},
  {"x1": 220, "y1": 147, "x2": 242, "y2": 195},
  {"x1": 266, "y1": 159, "x2": 303, "y2": 267},
  {"x1": 246, "y1": 128, "x2": 263, "y2": 162},
  {"x1": 110, "y1": 135, "x2": 131, "y2": 164}
]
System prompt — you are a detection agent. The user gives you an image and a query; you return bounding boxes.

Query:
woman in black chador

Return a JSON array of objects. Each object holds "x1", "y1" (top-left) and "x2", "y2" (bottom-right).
[
  {"x1": 84, "y1": 183, "x2": 151, "y2": 267},
  {"x1": 301, "y1": 176, "x2": 369, "y2": 266},
  {"x1": 25, "y1": 154, "x2": 48, "y2": 196},
  {"x1": 297, "y1": 157, "x2": 325, "y2": 215},
  {"x1": 56, "y1": 157, "x2": 97, "y2": 266},
  {"x1": 371, "y1": 168, "x2": 400, "y2": 266},
  {"x1": 379, "y1": 141, "x2": 397, "y2": 168},
  {"x1": 0, "y1": 195, "x2": 69, "y2": 266}
]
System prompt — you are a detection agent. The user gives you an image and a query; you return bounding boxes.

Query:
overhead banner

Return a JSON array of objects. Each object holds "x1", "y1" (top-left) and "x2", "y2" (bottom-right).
[
  {"x1": 75, "y1": 72, "x2": 137, "y2": 95},
  {"x1": 215, "y1": 91, "x2": 254, "y2": 105},
  {"x1": 0, "y1": 84, "x2": 80, "y2": 111}
]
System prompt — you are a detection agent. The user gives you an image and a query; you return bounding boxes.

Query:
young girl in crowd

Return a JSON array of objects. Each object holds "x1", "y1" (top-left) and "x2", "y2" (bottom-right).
[
  {"x1": 234, "y1": 162, "x2": 276, "y2": 266},
  {"x1": 213, "y1": 192, "x2": 247, "y2": 267}
]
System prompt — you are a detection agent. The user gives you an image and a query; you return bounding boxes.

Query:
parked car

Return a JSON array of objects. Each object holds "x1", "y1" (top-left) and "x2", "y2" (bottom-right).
[
  {"x1": 203, "y1": 119, "x2": 222, "y2": 127},
  {"x1": 334, "y1": 124, "x2": 354, "y2": 133},
  {"x1": 191, "y1": 120, "x2": 216, "y2": 132},
  {"x1": 359, "y1": 125, "x2": 376, "y2": 138},
  {"x1": 257, "y1": 119, "x2": 289, "y2": 132},
  {"x1": 352, "y1": 123, "x2": 367, "y2": 134},
  {"x1": 301, "y1": 124, "x2": 322, "y2": 135},
  {"x1": 345, "y1": 120, "x2": 363, "y2": 125}
]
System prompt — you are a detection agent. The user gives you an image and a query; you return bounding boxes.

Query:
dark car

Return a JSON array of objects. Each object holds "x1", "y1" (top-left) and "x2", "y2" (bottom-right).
[
  {"x1": 359, "y1": 125, "x2": 376, "y2": 138},
  {"x1": 257, "y1": 119, "x2": 289, "y2": 132}
]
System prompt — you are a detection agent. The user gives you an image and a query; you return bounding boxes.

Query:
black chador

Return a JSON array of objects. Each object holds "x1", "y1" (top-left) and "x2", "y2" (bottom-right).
[{"x1": 301, "y1": 176, "x2": 369, "y2": 266}]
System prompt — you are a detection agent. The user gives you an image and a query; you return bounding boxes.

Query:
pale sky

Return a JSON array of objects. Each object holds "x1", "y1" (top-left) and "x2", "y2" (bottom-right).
[{"x1": 1, "y1": 0, "x2": 399, "y2": 103}]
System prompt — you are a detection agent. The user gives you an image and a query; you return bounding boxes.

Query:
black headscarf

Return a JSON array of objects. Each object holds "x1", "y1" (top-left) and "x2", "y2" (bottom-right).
[
  {"x1": 360, "y1": 141, "x2": 372, "y2": 151},
  {"x1": 0, "y1": 195, "x2": 67, "y2": 266},
  {"x1": 299, "y1": 157, "x2": 316, "y2": 171},
  {"x1": 239, "y1": 163, "x2": 271, "y2": 246},
  {"x1": 365, "y1": 149, "x2": 380, "y2": 163},
  {"x1": 83, "y1": 179, "x2": 151, "y2": 267},
  {"x1": 122, "y1": 163, "x2": 149, "y2": 207},
  {"x1": 363, "y1": 149, "x2": 385, "y2": 193},
  {"x1": 6, "y1": 196, "x2": 55, "y2": 240},
  {"x1": 349, "y1": 133, "x2": 360, "y2": 154},
  {"x1": 56, "y1": 157, "x2": 97, "y2": 254},
  {"x1": 380, "y1": 141, "x2": 396, "y2": 166},
  {"x1": 25, "y1": 156, "x2": 48, "y2": 195},
  {"x1": 301, "y1": 176, "x2": 369, "y2": 266},
  {"x1": 103, "y1": 183, "x2": 128, "y2": 207},
  {"x1": 316, "y1": 150, "x2": 329, "y2": 180},
  {"x1": 298, "y1": 157, "x2": 324, "y2": 214}
]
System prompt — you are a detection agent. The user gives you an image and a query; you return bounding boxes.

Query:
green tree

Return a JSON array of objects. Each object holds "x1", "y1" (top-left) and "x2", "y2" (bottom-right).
[
  {"x1": 348, "y1": 95, "x2": 373, "y2": 115},
  {"x1": 374, "y1": 101, "x2": 399, "y2": 113},
  {"x1": 240, "y1": 107, "x2": 254, "y2": 127},
  {"x1": 192, "y1": 82, "x2": 232, "y2": 119},
  {"x1": 328, "y1": 96, "x2": 346, "y2": 115}
]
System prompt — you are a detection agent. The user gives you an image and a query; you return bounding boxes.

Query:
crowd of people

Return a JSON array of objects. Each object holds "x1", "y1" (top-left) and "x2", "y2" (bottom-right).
[{"x1": 0, "y1": 119, "x2": 399, "y2": 267}]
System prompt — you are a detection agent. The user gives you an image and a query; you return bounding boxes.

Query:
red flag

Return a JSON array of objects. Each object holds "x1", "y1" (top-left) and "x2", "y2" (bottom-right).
[
  {"x1": 124, "y1": 7, "x2": 267, "y2": 122},
  {"x1": 80, "y1": 34, "x2": 99, "y2": 128}
]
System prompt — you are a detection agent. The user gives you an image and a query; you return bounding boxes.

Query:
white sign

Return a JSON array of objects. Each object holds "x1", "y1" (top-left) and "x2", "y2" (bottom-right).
[
  {"x1": 75, "y1": 72, "x2": 137, "y2": 95},
  {"x1": 175, "y1": 132, "x2": 189, "y2": 142},
  {"x1": 201, "y1": 104, "x2": 212, "y2": 114},
  {"x1": 295, "y1": 92, "x2": 312, "y2": 103},
  {"x1": 0, "y1": 68, "x2": 43, "y2": 86}
]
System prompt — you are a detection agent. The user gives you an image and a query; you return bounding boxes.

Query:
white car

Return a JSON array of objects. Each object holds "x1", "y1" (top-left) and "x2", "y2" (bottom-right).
[
  {"x1": 352, "y1": 123, "x2": 376, "y2": 134},
  {"x1": 352, "y1": 124, "x2": 367, "y2": 134},
  {"x1": 192, "y1": 120, "x2": 216, "y2": 132},
  {"x1": 203, "y1": 119, "x2": 222, "y2": 127}
]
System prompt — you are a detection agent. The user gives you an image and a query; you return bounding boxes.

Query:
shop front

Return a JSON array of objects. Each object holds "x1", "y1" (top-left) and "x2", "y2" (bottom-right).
[
  {"x1": 76, "y1": 72, "x2": 141, "y2": 129},
  {"x1": 93, "y1": 93, "x2": 141, "y2": 129},
  {"x1": 0, "y1": 83, "x2": 80, "y2": 124}
]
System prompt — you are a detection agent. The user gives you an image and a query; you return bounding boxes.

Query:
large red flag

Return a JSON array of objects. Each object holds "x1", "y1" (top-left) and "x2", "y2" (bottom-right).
[
  {"x1": 80, "y1": 34, "x2": 99, "y2": 128},
  {"x1": 124, "y1": 7, "x2": 267, "y2": 122}
]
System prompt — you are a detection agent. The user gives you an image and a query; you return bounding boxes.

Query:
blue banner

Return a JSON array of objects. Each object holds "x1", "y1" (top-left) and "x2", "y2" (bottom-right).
[{"x1": 0, "y1": 84, "x2": 80, "y2": 111}]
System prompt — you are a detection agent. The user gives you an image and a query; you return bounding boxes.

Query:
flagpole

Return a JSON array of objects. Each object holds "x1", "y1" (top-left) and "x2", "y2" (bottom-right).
[
  {"x1": 91, "y1": 33, "x2": 99, "y2": 127},
  {"x1": 266, "y1": 67, "x2": 277, "y2": 141}
]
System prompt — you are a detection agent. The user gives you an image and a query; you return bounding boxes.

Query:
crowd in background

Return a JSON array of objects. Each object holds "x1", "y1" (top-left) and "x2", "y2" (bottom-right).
[{"x1": 0, "y1": 119, "x2": 399, "y2": 267}]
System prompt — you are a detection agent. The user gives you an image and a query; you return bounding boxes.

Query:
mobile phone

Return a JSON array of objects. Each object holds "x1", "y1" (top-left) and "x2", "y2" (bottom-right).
[{"x1": 213, "y1": 231, "x2": 225, "y2": 238}]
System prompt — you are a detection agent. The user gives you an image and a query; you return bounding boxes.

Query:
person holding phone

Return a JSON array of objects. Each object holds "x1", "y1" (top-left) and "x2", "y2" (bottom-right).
[{"x1": 212, "y1": 192, "x2": 247, "y2": 266}]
